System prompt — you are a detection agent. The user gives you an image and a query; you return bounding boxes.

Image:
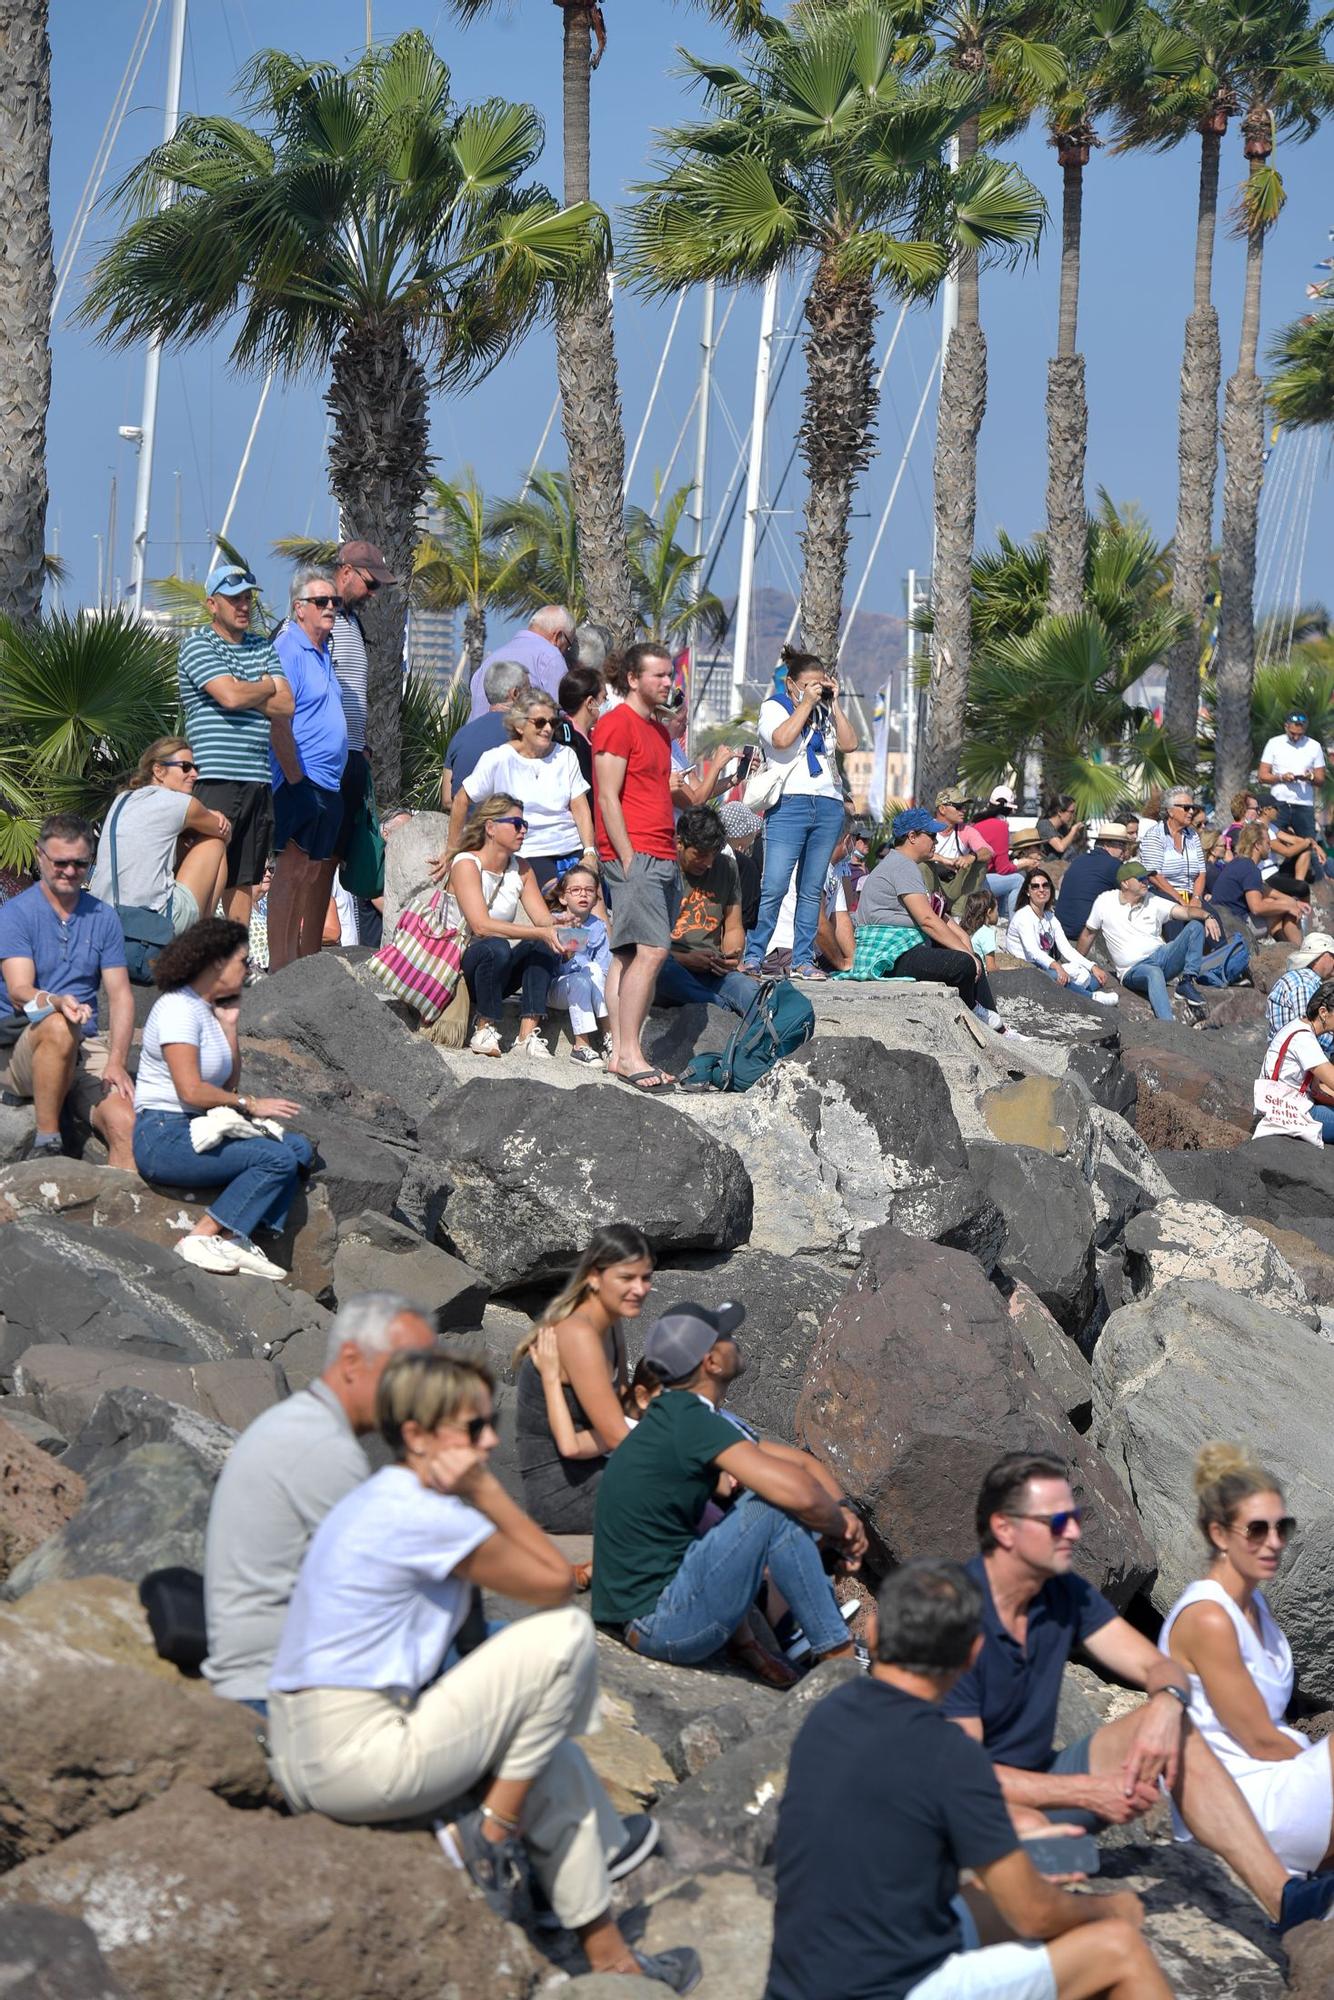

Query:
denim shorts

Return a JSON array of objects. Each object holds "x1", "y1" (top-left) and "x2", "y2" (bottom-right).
[{"x1": 273, "y1": 776, "x2": 343, "y2": 862}]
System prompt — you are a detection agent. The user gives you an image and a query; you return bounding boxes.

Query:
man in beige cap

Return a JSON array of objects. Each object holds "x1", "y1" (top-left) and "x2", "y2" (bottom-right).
[
  {"x1": 1266, "y1": 931, "x2": 1334, "y2": 1050},
  {"x1": 330, "y1": 539, "x2": 397, "y2": 867},
  {"x1": 922, "y1": 785, "x2": 992, "y2": 910}
]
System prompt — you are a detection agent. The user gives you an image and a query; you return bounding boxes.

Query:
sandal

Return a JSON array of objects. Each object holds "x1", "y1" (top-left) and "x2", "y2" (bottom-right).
[{"x1": 614, "y1": 1067, "x2": 676, "y2": 1092}]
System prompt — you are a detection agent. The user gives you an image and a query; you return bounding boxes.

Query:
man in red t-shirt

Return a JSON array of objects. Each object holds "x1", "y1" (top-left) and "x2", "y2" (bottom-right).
[{"x1": 593, "y1": 643, "x2": 682, "y2": 1090}]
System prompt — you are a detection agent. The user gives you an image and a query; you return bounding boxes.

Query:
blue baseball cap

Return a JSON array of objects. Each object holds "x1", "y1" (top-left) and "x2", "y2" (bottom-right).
[
  {"x1": 206, "y1": 562, "x2": 258, "y2": 597},
  {"x1": 893, "y1": 806, "x2": 948, "y2": 839}
]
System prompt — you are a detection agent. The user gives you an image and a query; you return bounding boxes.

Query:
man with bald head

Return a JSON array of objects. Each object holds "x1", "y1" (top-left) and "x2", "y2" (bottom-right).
[
  {"x1": 467, "y1": 605, "x2": 576, "y2": 719},
  {"x1": 202, "y1": 1292, "x2": 436, "y2": 1711}
]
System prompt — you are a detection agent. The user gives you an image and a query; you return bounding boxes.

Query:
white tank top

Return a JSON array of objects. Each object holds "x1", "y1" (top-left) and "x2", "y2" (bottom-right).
[{"x1": 1159, "y1": 1578, "x2": 1294, "y2": 1750}]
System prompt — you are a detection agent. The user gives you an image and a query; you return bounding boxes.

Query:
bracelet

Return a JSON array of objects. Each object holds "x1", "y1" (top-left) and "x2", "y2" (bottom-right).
[{"x1": 1158, "y1": 1682, "x2": 1190, "y2": 1708}]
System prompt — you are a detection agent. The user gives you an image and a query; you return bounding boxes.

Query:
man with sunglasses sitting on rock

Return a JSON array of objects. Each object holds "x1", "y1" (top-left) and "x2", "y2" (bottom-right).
[{"x1": 944, "y1": 1453, "x2": 1317, "y2": 1937}]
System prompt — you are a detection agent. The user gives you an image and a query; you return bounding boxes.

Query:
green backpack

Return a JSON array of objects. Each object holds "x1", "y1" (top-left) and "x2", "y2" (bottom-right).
[{"x1": 680, "y1": 978, "x2": 815, "y2": 1092}]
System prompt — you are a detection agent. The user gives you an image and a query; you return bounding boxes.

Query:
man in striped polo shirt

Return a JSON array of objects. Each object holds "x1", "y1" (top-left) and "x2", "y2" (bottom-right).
[{"x1": 177, "y1": 563, "x2": 293, "y2": 923}]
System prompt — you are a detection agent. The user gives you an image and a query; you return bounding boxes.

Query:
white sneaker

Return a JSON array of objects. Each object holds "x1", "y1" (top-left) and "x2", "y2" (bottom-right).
[
  {"x1": 175, "y1": 1233, "x2": 243, "y2": 1274},
  {"x1": 1091, "y1": 989, "x2": 1119, "y2": 1006},
  {"x1": 972, "y1": 1005, "x2": 1004, "y2": 1031},
  {"x1": 227, "y1": 1235, "x2": 288, "y2": 1281},
  {"x1": 515, "y1": 1032, "x2": 552, "y2": 1060},
  {"x1": 469, "y1": 1023, "x2": 502, "y2": 1058}
]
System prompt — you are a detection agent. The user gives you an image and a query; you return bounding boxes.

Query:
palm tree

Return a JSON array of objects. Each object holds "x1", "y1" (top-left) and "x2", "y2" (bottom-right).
[
  {"x1": 1268, "y1": 302, "x2": 1334, "y2": 429},
  {"x1": 626, "y1": 0, "x2": 1043, "y2": 682},
  {"x1": 918, "y1": 0, "x2": 1056, "y2": 804},
  {"x1": 412, "y1": 472, "x2": 537, "y2": 677},
  {"x1": 1040, "y1": 0, "x2": 1141, "y2": 617},
  {"x1": 438, "y1": 0, "x2": 639, "y2": 647},
  {"x1": 80, "y1": 31, "x2": 598, "y2": 802},
  {"x1": 1214, "y1": 6, "x2": 1334, "y2": 807},
  {"x1": 488, "y1": 468, "x2": 587, "y2": 619},
  {"x1": 626, "y1": 483, "x2": 729, "y2": 645},
  {"x1": 0, "y1": 1, "x2": 54, "y2": 625}
]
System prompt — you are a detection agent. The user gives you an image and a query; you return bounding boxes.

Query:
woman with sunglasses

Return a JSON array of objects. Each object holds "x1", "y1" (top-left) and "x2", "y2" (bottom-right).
[
  {"x1": 449, "y1": 687, "x2": 597, "y2": 890},
  {"x1": 132, "y1": 917, "x2": 311, "y2": 1278},
  {"x1": 89, "y1": 736, "x2": 232, "y2": 939},
  {"x1": 265, "y1": 1349, "x2": 698, "y2": 1990},
  {"x1": 1006, "y1": 870, "x2": 1117, "y2": 1004},
  {"x1": 430, "y1": 793, "x2": 574, "y2": 1059},
  {"x1": 1160, "y1": 1443, "x2": 1334, "y2": 1879}
]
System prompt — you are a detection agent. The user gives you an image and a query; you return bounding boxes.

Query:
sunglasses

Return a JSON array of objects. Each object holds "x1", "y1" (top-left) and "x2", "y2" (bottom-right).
[
  {"x1": 38, "y1": 850, "x2": 91, "y2": 872},
  {"x1": 163, "y1": 759, "x2": 198, "y2": 774},
  {"x1": 465, "y1": 1410, "x2": 497, "y2": 1444},
  {"x1": 357, "y1": 571, "x2": 381, "y2": 593},
  {"x1": 301, "y1": 594, "x2": 342, "y2": 610},
  {"x1": 1008, "y1": 1507, "x2": 1084, "y2": 1536},
  {"x1": 1236, "y1": 1515, "x2": 1296, "y2": 1546},
  {"x1": 217, "y1": 570, "x2": 258, "y2": 589},
  {"x1": 528, "y1": 717, "x2": 557, "y2": 732},
  {"x1": 495, "y1": 815, "x2": 529, "y2": 831}
]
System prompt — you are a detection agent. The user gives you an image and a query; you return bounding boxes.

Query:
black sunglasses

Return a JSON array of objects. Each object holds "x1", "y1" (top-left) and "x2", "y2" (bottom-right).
[
  {"x1": 38, "y1": 849, "x2": 91, "y2": 872},
  {"x1": 163, "y1": 758, "x2": 198, "y2": 774},
  {"x1": 1238, "y1": 1515, "x2": 1296, "y2": 1546},
  {"x1": 357, "y1": 570, "x2": 381, "y2": 593},
  {"x1": 1008, "y1": 1507, "x2": 1084, "y2": 1536},
  {"x1": 301, "y1": 594, "x2": 342, "y2": 610},
  {"x1": 466, "y1": 1409, "x2": 498, "y2": 1444}
]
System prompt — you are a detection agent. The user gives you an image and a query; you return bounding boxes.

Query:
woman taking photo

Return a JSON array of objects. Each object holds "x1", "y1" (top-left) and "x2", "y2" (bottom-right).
[
  {"x1": 90, "y1": 736, "x2": 232, "y2": 936},
  {"x1": 513, "y1": 1223, "x2": 653, "y2": 1533},
  {"x1": 1007, "y1": 869, "x2": 1117, "y2": 1004},
  {"x1": 266, "y1": 1350, "x2": 698, "y2": 1992},
  {"x1": 132, "y1": 918, "x2": 310, "y2": 1278},
  {"x1": 1160, "y1": 1443, "x2": 1334, "y2": 1885},
  {"x1": 449, "y1": 687, "x2": 596, "y2": 890},
  {"x1": 429, "y1": 792, "x2": 574, "y2": 1060},
  {"x1": 742, "y1": 646, "x2": 857, "y2": 982}
]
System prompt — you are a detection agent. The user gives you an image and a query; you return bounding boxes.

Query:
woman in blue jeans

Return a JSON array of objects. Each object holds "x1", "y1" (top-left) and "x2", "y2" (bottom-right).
[
  {"x1": 743, "y1": 648, "x2": 857, "y2": 980},
  {"x1": 132, "y1": 917, "x2": 312, "y2": 1280}
]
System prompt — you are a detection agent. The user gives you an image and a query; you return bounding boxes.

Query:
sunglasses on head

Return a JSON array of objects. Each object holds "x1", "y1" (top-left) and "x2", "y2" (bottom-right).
[
  {"x1": 1237, "y1": 1515, "x2": 1296, "y2": 1546},
  {"x1": 218, "y1": 569, "x2": 257, "y2": 589},
  {"x1": 1008, "y1": 1507, "x2": 1084, "y2": 1536}
]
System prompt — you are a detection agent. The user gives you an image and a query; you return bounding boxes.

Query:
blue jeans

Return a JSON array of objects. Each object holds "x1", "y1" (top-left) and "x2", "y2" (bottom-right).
[
  {"x1": 1039, "y1": 964, "x2": 1099, "y2": 995},
  {"x1": 987, "y1": 871, "x2": 1022, "y2": 921},
  {"x1": 743, "y1": 793, "x2": 845, "y2": 970},
  {"x1": 133, "y1": 1110, "x2": 314, "y2": 1240},
  {"x1": 626, "y1": 1492, "x2": 850, "y2": 1664},
  {"x1": 1120, "y1": 924, "x2": 1206, "y2": 1018},
  {"x1": 655, "y1": 954, "x2": 756, "y2": 1016}
]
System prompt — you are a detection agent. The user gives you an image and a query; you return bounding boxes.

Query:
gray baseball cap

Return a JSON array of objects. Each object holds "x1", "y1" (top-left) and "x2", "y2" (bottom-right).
[{"x1": 643, "y1": 1301, "x2": 745, "y2": 1382}]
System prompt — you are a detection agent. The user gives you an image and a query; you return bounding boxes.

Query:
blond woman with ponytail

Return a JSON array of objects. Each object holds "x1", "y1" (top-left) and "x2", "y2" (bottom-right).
[{"x1": 1160, "y1": 1443, "x2": 1334, "y2": 1894}]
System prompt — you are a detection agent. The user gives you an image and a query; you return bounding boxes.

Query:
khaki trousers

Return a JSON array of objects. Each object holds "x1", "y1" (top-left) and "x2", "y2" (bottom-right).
[{"x1": 266, "y1": 1606, "x2": 621, "y2": 1929}]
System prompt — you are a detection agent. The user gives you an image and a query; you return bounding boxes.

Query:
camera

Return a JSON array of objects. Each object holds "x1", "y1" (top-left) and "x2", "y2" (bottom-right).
[
  {"x1": 662, "y1": 686, "x2": 685, "y2": 712},
  {"x1": 819, "y1": 683, "x2": 835, "y2": 701}
]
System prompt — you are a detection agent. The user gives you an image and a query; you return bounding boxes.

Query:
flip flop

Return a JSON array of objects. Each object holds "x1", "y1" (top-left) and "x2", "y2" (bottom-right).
[{"x1": 614, "y1": 1067, "x2": 676, "y2": 1092}]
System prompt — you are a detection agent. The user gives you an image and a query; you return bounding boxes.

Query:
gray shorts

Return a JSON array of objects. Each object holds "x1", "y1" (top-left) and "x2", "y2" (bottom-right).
[
  {"x1": 170, "y1": 881, "x2": 200, "y2": 933},
  {"x1": 604, "y1": 854, "x2": 681, "y2": 951},
  {"x1": 1043, "y1": 1732, "x2": 1104, "y2": 1833}
]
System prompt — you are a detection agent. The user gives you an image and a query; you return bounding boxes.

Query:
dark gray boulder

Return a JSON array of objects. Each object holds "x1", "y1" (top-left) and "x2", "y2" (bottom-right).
[
  {"x1": 0, "y1": 1220, "x2": 329, "y2": 1384},
  {"x1": 1067, "y1": 1038, "x2": 1138, "y2": 1122},
  {"x1": 333, "y1": 1211, "x2": 489, "y2": 1327},
  {"x1": 645, "y1": 1248, "x2": 846, "y2": 1444},
  {"x1": 9, "y1": 1347, "x2": 279, "y2": 1442},
  {"x1": 0, "y1": 1905, "x2": 133, "y2": 2000},
  {"x1": 797, "y1": 1228, "x2": 1154, "y2": 1605},
  {"x1": 1, "y1": 1441, "x2": 214, "y2": 1600},
  {"x1": 418, "y1": 1081, "x2": 753, "y2": 1290},
  {"x1": 1156, "y1": 1139, "x2": 1334, "y2": 1238},
  {"x1": 61, "y1": 1387, "x2": 238, "y2": 1481},
  {"x1": 965, "y1": 1142, "x2": 1098, "y2": 1341}
]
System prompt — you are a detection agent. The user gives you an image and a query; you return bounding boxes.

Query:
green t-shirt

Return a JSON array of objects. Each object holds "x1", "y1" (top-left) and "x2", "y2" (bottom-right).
[
  {"x1": 177, "y1": 626, "x2": 286, "y2": 783},
  {"x1": 592, "y1": 1391, "x2": 741, "y2": 1626}
]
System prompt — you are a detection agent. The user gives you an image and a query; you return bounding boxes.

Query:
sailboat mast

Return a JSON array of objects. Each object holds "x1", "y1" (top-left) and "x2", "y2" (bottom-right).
[
  {"x1": 732, "y1": 271, "x2": 778, "y2": 711},
  {"x1": 128, "y1": 0, "x2": 187, "y2": 618}
]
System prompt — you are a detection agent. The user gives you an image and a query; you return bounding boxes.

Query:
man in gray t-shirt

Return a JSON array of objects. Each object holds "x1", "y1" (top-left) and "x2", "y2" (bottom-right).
[{"x1": 203, "y1": 1294, "x2": 435, "y2": 1707}]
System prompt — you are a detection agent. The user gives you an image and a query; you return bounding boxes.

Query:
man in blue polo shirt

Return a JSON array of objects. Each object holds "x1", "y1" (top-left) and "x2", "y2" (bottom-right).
[
  {"x1": 0, "y1": 813, "x2": 135, "y2": 1165},
  {"x1": 270, "y1": 566, "x2": 349, "y2": 970},
  {"x1": 945, "y1": 1452, "x2": 1329, "y2": 1935}
]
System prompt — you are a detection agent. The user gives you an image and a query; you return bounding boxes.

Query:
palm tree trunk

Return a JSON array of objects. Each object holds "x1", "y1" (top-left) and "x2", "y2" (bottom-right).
[
  {"x1": 1215, "y1": 155, "x2": 1268, "y2": 808},
  {"x1": 1162, "y1": 122, "x2": 1224, "y2": 765},
  {"x1": 463, "y1": 604, "x2": 486, "y2": 675},
  {"x1": 921, "y1": 114, "x2": 984, "y2": 806},
  {"x1": 325, "y1": 322, "x2": 430, "y2": 803},
  {"x1": 0, "y1": 0, "x2": 53, "y2": 625},
  {"x1": 553, "y1": 2, "x2": 636, "y2": 651},
  {"x1": 1045, "y1": 152, "x2": 1087, "y2": 618},
  {"x1": 798, "y1": 259, "x2": 877, "y2": 669}
]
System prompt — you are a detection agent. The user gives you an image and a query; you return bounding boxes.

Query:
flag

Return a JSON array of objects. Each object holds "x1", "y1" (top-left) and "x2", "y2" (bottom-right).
[{"x1": 867, "y1": 676, "x2": 891, "y2": 822}]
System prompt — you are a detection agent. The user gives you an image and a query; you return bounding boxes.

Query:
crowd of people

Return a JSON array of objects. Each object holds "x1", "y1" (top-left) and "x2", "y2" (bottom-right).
[{"x1": 188, "y1": 1247, "x2": 1334, "y2": 1999}]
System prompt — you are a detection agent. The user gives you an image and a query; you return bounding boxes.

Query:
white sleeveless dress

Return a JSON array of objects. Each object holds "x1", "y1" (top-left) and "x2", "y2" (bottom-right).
[{"x1": 1160, "y1": 1579, "x2": 1332, "y2": 1874}]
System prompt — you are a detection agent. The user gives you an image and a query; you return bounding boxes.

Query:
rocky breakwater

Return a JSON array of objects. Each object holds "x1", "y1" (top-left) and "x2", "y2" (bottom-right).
[{"x1": 0, "y1": 943, "x2": 1312, "y2": 1994}]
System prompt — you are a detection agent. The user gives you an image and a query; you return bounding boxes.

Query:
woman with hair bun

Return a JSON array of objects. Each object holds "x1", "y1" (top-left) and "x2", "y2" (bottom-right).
[
  {"x1": 1160, "y1": 1443, "x2": 1334, "y2": 1880},
  {"x1": 89, "y1": 735, "x2": 232, "y2": 935}
]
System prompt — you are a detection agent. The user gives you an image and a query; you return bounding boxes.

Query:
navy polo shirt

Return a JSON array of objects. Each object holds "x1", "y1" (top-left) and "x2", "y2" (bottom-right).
[
  {"x1": 1054, "y1": 848, "x2": 1121, "y2": 940},
  {"x1": 940, "y1": 1554, "x2": 1117, "y2": 1770}
]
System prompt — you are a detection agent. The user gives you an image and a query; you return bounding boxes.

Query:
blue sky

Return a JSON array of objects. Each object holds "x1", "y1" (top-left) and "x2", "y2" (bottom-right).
[{"x1": 49, "y1": 0, "x2": 1334, "y2": 640}]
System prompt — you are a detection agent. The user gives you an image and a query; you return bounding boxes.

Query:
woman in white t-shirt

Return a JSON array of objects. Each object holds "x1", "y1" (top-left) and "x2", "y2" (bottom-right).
[
  {"x1": 1255, "y1": 979, "x2": 1334, "y2": 1143},
  {"x1": 266, "y1": 1350, "x2": 699, "y2": 1991},
  {"x1": 429, "y1": 792, "x2": 575, "y2": 1060},
  {"x1": 131, "y1": 918, "x2": 312, "y2": 1278},
  {"x1": 89, "y1": 736, "x2": 232, "y2": 934},
  {"x1": 450, "y1": 688, "x2": 596, "y2": 888},
  {"x1": 1007, "y1": 869, "x2": 1117, "y2": 1004},
  {"x1": 742, "y1": 647, "x2": 857, "y2": 981}
]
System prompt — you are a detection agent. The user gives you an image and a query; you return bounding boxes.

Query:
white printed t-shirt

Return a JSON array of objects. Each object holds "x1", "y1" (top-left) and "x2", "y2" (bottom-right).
[{"x1": 1082, "y1": 889, "x2": 1174, "y2": 978}]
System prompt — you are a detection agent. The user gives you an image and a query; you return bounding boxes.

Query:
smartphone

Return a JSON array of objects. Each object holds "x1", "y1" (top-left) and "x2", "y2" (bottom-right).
[{"x1": 1020, "y1": 1834, "x2": 1101, "y2": 1879}]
